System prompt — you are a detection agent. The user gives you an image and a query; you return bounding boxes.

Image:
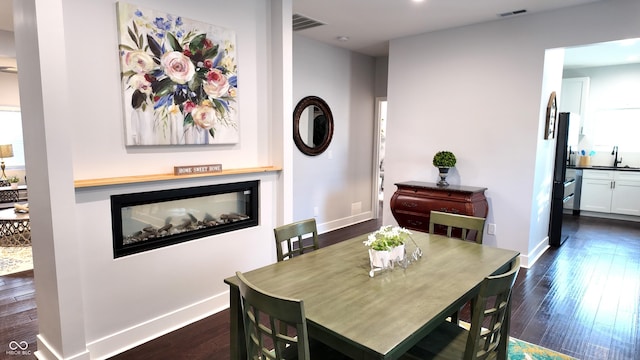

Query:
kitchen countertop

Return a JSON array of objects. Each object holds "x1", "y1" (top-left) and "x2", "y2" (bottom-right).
[{"x1": 568, "y1": 165, "x2": 640, "y2": 172}]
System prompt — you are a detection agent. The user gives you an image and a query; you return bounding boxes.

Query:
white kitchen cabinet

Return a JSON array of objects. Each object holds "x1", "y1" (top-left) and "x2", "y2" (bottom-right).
[
  {"x1": 580, "y1": 170, "x2": 640, "y2": 215},
  {"x1": 560, "y1": 77, "x2": 590, "y2": 116},
  {"x1": 611, "y1": 172, "x2": 640, "y2": 216},
  {"x1": 559, "y1": 77, "x2": 589, "y2": 135}
]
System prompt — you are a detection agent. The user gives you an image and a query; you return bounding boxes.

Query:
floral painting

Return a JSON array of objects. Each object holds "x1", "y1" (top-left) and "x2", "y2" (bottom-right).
[{"x1": 116, "y1": 2, "x2": 238, "y2": 145}]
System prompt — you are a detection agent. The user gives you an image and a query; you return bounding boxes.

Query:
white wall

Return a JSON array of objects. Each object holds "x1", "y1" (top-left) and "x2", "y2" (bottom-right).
[
  {"x1": 293, "y1": 35, "x2": 376, "y2": 232},
  {"x1": 0, "y1": 71, "x2": 19, "y2": 107},
  {"x1": 384, "y1": 0, "x2": 640, "y2": 265},
  {"x1": 13, "y1": 0, "x2": 288, "y2": 358}
]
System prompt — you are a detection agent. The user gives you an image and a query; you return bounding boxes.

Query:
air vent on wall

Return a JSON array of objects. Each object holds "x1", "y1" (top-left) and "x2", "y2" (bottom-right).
[
  {"x1": 293, "y1": 13, "x2": 326, "y2": 31},
  {"x1": 498, "y1": 9, "x2": 527, "y2": 17}
]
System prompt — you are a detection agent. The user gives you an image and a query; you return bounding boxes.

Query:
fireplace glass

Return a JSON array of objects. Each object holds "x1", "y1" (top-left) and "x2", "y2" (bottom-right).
[{"x1": 111, "y1": 180, "x2": 258, "y2": 258}]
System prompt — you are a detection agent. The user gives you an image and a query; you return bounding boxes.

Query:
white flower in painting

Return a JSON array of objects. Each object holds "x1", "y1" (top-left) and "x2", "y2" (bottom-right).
[
  {"x1": 203, "y1": 69, "x2": 230, "y2": 98},
  {"x1": 161, "y1": 51, "x2": 195, "y2": 84},
  {"x1": 125, "y1": 50, "x2": 155, "y2": 73},
  {"x1": 191, "y1": 101, "x2": 216, "y2": 130},
  {"x1": 128, "y1": 74, "x2": 152, "y2": 94}
]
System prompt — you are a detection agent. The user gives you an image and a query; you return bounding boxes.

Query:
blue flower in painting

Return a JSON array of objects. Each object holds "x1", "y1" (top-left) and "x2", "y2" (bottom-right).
[
  {"x1": 135, "y1": 10, "x2": 143, "y2": 17},
  {"x1": 153, "y1": 17, "x2": 172, "y2": 31},
  {"x1": 176, "y1": 29, "x2": 184, "y2": 38},
  {"x1": 175, "y1": 17, "x2": 183, "y2": 26}
]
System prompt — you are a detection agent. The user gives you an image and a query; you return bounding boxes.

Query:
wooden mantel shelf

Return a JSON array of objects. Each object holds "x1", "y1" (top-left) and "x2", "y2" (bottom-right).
[{"x1": 74, "y1": 166, "x2": 282, "y2": 188}]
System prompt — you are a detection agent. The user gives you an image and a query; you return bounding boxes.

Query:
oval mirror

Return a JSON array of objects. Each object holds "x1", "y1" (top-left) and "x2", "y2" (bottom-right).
[{"x1": 293, "y1": 96, "x2": 334, "y2": 156}]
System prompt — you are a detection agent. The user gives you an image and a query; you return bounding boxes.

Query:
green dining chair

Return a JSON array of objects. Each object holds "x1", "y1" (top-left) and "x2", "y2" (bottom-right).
[
  {"x1": 401, "y1": 257, "x2": 521, "y2": 360},
  {"x1": 273, "y1": 218, "x2": 319, "y2": 262},
  {"x1": 236, "y1": 271, "x2": 348, "y2": 360},
  {"x1": 429, "y1": 211, "x2": 486, "y2": 244},
  {"x1": 237, "y1": 271, "x2": 311, "y2": 359}
]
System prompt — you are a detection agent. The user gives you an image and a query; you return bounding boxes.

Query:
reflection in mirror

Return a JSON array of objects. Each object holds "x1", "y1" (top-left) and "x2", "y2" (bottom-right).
[{"x1": 293, "y1": 96, "x2": 334, "y2": 156}]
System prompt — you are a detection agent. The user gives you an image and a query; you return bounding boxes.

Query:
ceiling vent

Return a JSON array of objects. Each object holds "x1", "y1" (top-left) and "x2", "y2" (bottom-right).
[
  {"x1": 293, "y1": 14, "x2": 325, "y2": 31},
  {"x1": 498, "y1": 9, "x2": 527, "y2": 17}
]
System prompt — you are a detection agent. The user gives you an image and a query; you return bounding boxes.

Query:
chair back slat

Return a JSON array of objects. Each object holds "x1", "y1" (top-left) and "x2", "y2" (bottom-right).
[
  {"x1": 273, "y1": 218, "x2": 319, "y2": 262},
  {"x1": 429, "y1": 211, "x2": 486, "y2": 244}
]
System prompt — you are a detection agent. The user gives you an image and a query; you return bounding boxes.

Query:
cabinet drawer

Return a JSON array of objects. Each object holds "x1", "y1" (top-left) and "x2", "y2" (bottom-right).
[
  {"x1": 392, "y1": 194, "x2": 469, "y2": 214},
  {"x1": 614, "y1": 171, "x2": 640, "y2": 181},
  {"x1": 397, "y1": 188, "x2": 472, "y2": 201},
  {"x1": 583, "y1": 170, "x2": 614, "y2": 180}
]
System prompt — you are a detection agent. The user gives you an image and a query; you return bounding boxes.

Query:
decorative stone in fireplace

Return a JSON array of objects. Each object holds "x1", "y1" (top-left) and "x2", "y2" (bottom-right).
[{"x1": 111, "y1": 180, "x2": 259, "y2": 258}]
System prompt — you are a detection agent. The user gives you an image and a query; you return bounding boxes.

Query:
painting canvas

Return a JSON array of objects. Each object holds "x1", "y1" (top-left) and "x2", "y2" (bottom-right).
[{"x1": 117, "y1": 2, "x2": 238, "y2": 146}]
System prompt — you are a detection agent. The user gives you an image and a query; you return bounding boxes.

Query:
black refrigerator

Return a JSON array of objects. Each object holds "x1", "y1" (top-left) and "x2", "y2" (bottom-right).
[{"x1": 549, "y1": 112, "x2": 579, "y2": 247}]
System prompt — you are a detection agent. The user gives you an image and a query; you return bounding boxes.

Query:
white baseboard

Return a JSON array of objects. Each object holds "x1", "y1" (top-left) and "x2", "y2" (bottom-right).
[
  {"x1": 520, "y1": 236, "x2": 550, "y2": 268},
  {"x1": 316, "y1": 211, "x2": 373, "y2": 234},
  {"x1": 84, "y1": 292, "x2": 229, "y2": 359},
  {"x1": 35, "y1": 335, "x2": 90, "y2": 360}
]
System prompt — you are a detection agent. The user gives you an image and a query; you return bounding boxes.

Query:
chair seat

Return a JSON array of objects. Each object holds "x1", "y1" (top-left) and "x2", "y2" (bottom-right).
[{"x1": 402, "y1": 321, "x2": 496, "y2": 360}]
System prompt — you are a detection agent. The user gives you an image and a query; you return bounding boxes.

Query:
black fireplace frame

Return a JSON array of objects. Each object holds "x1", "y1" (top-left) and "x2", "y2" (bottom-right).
[{"x1": 111, "y1": 180, "x2": 259, "y2": 258}]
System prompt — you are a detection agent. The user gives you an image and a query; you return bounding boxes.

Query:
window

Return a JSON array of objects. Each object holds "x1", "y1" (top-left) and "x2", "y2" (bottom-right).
[
  {"x1": 589, "y1": 108, "x2": 640, "y2": 151},
  {"x1": 0, "y1": 108, "x2": 26, "y2": 168}
]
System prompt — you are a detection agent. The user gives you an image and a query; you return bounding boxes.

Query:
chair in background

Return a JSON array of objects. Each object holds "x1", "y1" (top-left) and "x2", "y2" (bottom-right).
[
  {"x1": 429, "y1": 211, "x2": 486, "y2": 244},
  {"x1": 236, "y1": 271, "x2": 311, "y2": 359},
  {"x1": 401, "y1": 257, "x2": 521, "y2": 360},
  {"x1": 429, "y1": 211, "x2": 487, "y2": 323},
  {"x1": 273, "y1": 218, "x2": 319, "y2": 262}
]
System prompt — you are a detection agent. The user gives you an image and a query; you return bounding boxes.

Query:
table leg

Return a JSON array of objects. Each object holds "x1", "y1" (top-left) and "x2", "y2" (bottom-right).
[{"x1": 229, "y1": 286, "x2": 247, "y2": 360}]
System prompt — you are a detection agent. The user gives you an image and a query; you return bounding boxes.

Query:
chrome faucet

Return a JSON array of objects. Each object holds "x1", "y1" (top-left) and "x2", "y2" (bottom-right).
[{"x1": 612, "y1": 146, "x2": 622, "y2": 167}]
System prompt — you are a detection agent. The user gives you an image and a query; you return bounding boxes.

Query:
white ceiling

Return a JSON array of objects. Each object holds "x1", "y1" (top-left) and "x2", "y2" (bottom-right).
[
  {"x1": 292, "y1": 0, "x2": 602, "y2": 57},
  {"x1": 0, "y1": 0, "x2": 639, "y2": 69}
]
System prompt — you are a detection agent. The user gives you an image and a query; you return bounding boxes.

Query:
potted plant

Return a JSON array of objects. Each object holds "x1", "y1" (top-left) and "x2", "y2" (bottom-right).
[
  {"x1": 364, "y1": 225, "x2": 412, "y2": 268},
  {"x1": 8, "y1": 176, "x2": 19, "y2": 189},
  {"x1": 432, "y1": 150, "x2": 456, "y2": 186}
]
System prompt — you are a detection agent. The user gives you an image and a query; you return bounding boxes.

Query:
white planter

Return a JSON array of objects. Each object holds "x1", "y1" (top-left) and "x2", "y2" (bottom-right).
[
  {"x1": 369, "y1": 244, "x2": 405, "y2": 268},
  {"x1": 10, "y1": 183, "x2": 18, "y2": 189}
]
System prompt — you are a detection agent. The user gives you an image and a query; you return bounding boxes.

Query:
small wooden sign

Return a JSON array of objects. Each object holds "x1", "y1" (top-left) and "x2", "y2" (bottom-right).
[{"x1": 174, "y1": 164, "x2": 222, "y2": 176}]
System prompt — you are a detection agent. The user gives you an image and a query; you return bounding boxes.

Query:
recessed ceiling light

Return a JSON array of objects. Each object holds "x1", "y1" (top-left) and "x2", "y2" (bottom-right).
[{"x1": 337, "y1": 36, "x2": 349, "y2": 42}]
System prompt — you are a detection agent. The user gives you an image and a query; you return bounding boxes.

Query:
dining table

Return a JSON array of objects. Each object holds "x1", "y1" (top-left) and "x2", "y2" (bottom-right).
[{"x1": 224, "y1": 231, "x2": 520, "y2": 360}]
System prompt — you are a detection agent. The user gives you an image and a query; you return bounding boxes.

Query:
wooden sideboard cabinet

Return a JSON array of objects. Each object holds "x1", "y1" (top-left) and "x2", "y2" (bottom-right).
[{"x1": 390, "y1": 181, "x2": 488, "y2": 233}]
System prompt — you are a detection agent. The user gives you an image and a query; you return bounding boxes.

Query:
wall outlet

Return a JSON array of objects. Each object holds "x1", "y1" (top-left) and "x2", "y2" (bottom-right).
[
  {"x1": 313, "y1": 206, "x2": 319, "y2": 217},
  {"x1": 351, "y1": 202, "x2": 362, "y2": 215},
  {"x1": 487, "y1": 223, "x2": 496, "y2": 235}
]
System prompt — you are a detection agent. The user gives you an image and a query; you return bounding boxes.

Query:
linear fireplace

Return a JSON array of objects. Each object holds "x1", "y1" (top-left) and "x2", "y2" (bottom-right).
[{"x1": 111, "y1": 180, "x2": 259, "y2": 258}]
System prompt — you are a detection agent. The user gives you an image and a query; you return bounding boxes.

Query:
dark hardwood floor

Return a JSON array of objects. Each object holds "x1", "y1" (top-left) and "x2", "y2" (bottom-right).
[{"x1": 2, "y1": 214, "x2": 639, "y2": 360}]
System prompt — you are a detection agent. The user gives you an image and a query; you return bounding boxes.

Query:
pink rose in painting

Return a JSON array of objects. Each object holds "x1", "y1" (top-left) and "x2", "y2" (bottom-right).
[
  {"x1": 161, "y1": 51, "x2": 195, "y2": 84},
  {"x1": 183, "y1": 100, "x2": 196, "y2": 114},
  {"x1": 128, "y1": 74, "x2": 152, "y2": 94},
  {"x1": 125, "y1": 50, "x2": 155, "y2": 73},
  {"x1": 203, "y1": 69, "x2": 230, "y2": 98},
  {"x1": 191, "y1": 101, "x2": 216, "y2": 129}
]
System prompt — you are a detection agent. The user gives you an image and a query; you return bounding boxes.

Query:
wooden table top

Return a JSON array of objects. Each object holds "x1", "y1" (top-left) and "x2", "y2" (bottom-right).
[{"x1": 226, "y1": 231, "x2": 519, "y2": 359}]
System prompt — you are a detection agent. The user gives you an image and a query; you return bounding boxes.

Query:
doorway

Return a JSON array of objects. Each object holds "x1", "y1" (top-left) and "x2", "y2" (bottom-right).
[{"x1": 373, "y1": 97, "x2": 387, "y2": 219}]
